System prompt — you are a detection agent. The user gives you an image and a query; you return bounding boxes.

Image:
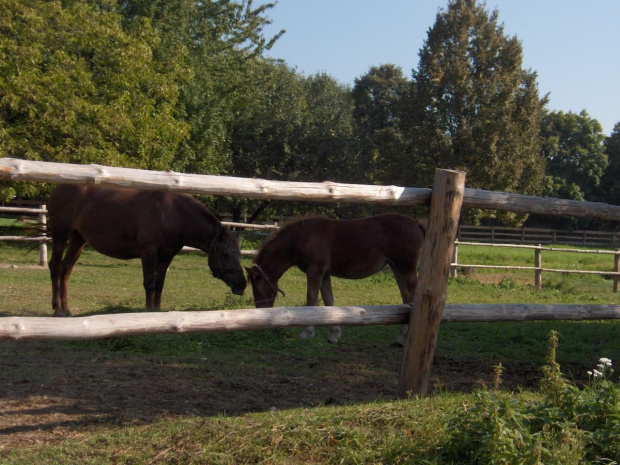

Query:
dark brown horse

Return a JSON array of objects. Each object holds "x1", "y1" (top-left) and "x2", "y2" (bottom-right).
[
  {"x1": 245, "y1": 213, "x2": 425, "y2": 344},
  {"x1": 47, "y1": 184, "x2": 246, "y2": 316}
]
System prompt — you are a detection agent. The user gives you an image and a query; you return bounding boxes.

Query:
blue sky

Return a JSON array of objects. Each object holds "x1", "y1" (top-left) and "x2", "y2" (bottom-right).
[{"x1": 259, "y1": 1, "x2": 620, "y2": 136}]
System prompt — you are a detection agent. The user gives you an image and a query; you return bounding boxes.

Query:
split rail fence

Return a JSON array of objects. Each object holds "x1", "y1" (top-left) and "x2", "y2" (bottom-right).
[
  {"x1": 3, "y1": 209, "x2": 618, "y2": 290},
  {"x1": 1, "y1": 158, "x2": 620, "y2": 396}
]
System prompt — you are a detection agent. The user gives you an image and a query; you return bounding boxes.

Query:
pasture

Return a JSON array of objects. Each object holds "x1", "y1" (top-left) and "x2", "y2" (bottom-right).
[{"x1": 0, "y1": 241, "x2": 619, "y2": 463}]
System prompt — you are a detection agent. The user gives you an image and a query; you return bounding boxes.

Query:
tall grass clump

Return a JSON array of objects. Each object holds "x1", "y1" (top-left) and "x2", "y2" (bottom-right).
[{"x1": 441, "y1": 331, "x2": 620, "y2": 464}]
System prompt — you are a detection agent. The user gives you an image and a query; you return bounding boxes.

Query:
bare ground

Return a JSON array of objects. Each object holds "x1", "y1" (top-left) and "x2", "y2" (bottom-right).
[{"x1": 0, "y1": 336, "x2": 547, "y2": 451}]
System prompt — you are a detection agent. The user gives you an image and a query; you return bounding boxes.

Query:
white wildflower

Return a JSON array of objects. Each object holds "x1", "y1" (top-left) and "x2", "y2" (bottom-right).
[
  {"x1": 592, "y1": 369, "x2": 603, "y2": 378},
  {"x1": 599, "y1": 357, "x2": 612, "y2": 367}
]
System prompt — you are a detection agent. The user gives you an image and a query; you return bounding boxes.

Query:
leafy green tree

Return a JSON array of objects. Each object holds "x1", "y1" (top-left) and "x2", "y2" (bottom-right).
[
  {"x1": 116, "y1": 0, "x2": 284, "y2": 176},
  {"x1": 352, "y1": 65, "x2": 410, "y2": 185},
  {"x1": 540, "y1": 110, "x2": 608, "y2": 202},
  {"x1": 0, "y1": 0, "x2": 190, "y2": 200},
  {"x1": 224, "y1": 65, "x2": 358, "y2": 222},
  {"x1": 600, "y1": 122, "x2": 620, "y2": 207},
  {"x1": 297, "y1": 73, "x2": 356, "y2": 183},
  {"x1": 405, "y1": 0, "x2": 547, "y2": 224}
]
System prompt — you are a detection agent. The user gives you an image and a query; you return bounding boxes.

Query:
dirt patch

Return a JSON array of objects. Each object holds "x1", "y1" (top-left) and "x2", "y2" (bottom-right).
[{"x1": 0, "y1": 337, "x2": 549, "y2": 451}]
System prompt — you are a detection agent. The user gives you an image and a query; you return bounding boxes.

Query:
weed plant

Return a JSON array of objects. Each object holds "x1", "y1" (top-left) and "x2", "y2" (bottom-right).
[{"x1": 442, "y1": 331, "x2": 620, "y2": 464}]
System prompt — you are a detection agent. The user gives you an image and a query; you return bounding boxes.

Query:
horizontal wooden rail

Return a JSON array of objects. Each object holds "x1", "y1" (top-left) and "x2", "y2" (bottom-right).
[
  {"x1": 452, "y1": 241, "x2": 620, "y2": 291},
  {"x1": 0, "y1": 206, "x2": 47, "y2": 214},
  {"x1": 453, "y1": 263, "x2": 619, "y2": 276},
  {"x1": 456, "y1": 241, "x2": 619, "y2": 254},
  {"x1": 1, "y1": 304, "x2": 619, "y2": 341},
  {"x1": 2, "y1": 158, "x2": 620, "y2": 220}
]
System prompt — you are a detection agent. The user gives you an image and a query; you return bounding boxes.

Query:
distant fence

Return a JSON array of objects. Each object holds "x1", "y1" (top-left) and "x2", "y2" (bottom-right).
[
  {"x1": 2, "y1": 208, "x2": 620, "y2": 288},
  {"x1": 0, "y1": 205, "x2": 47, "y2": 266},
  {"x1": 458, "y1": 224, "x2": 620, "y2": 247},
  {"x1": 451, "y1": 241, "x2": 620, "y2": 292}
]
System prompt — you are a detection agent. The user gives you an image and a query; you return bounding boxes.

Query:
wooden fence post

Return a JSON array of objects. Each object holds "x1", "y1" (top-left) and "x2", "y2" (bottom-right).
[
  {"x1": 397, "y1": 169, "x2": 465, "y2": 397},
  {"x1": 614, "y1": 249, "x2": 619, "y2": 293},
  {"x1": 39, "y1": 204, "x2": 47, "y2": 267},
  {"x1": 535, "y1": 244, "x2": 542, "y2": 290},
  {"x1": 450, "y1": 243, "x2": 459, "y2": 278}
]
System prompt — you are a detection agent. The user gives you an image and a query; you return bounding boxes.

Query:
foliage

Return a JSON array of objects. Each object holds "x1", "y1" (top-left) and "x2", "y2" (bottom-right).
[
  {"x1": 0, "y1": 0, "x2": 190, "y2": 200},
  {"x1": 600, "y1": 122, "x2": 620, "y2": 207},
  {"x1": 404, "y1": 0, "x2": 547, "y2": 225},
  {"x1": 541, "y1": 110, "x2": 608, "y2": 202},
  {"x1": 352, "y1": 64, "x2": 409, "y2": 185},
  {"x1": 442, "y1": 331, "x2": 620, "y2": 464},
  {"x1": 225, "y1": 66, "x2": 359, "y2": 222},
  {"x1": 116, "y1": 0, "x2": 284, "y2": 177}
]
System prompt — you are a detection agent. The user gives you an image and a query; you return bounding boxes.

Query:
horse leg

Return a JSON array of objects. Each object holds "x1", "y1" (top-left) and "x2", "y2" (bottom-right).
[
  {"x1": 153, "y1": 256, "x2": 173, "y2": 310},
  {"x1": 320, "y1": 276, "x2": 341, "y2": 343},
  {"x1": 49, "y1": 233, "x2": 69, "y2": 316},
  {"x1": 140, "y1": 249, "x2": 159, "y2": 309},
  {"x1": 299, "y1": 269, "x2": 323, "y2": 340},
  {"x1": 57, "y1": 232, "x2": 86, "y2": 316},
  {"x1": 390, "y1": 263, "x2": 418, "y2": 347}
]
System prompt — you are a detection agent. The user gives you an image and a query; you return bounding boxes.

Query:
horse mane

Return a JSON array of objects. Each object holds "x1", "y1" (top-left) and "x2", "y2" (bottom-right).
[{"x1": 253, "y1": 215, "x2": 327, "y2": 262}]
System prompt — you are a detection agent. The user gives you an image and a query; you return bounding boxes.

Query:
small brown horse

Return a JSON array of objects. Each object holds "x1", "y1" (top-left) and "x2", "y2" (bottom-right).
[
  {"x1": 245, "y1": 213, "x2": 425, "y2": 344},
  {"x1": 47, "y1": 184, "x2": 246, "y2": 316}
]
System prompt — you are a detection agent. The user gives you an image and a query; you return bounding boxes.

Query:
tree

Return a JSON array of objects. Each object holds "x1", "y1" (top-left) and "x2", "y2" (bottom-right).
[
  {"x1": 225, "y1": 65, "x2": 358, "y2": 222},
  {"x1": 116, "y1": 0, "x2": 284, "y2": 176},
  {"x1": 600, "y1": 122, "x2": 620, "y2": 207},
  {"x1": 352, "y1": 65, "x2": 410, "y2": 186},
  {"x1": 0, "y1": 0, "x2": 190, "y2": 200},
  {"x1": 540, "y1": 110, "x2": 608, "y2": 202},
  {"x1": 405, "y1": 0, "x2": 547, "y2": 224}
]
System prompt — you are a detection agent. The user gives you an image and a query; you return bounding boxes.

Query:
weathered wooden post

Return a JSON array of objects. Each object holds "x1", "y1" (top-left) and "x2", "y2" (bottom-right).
[
  {"x1": 450, "y1": 243, "x2": 459, "y2": 278},
  {"x1": 39, "y1": 204, "x2": 47, "y2": 267},
  {"x1": 614, "y1": 249, "x2": 619, "y2": 293},
  {"x1": 534, "y1": 244, "x2": 542, "y2": 290},
  {"x1": 397, "y1": 169, "x2": 465, "y2": 397}
]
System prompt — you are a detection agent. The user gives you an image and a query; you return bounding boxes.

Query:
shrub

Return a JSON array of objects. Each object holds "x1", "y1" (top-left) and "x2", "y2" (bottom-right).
[{"x1": 441, "y1": 331, "x2": 620, "y2": 464}]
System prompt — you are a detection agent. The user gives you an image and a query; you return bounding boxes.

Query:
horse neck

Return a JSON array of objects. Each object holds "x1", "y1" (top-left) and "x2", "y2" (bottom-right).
[
  {"x1": 183, "y1": 207, "x2": 221, "y2": 253},
  {"x1": 254, "y1": 244, "x2": 293, "y2": 283}
]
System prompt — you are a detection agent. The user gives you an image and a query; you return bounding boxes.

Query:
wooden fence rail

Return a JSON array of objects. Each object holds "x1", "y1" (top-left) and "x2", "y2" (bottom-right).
[
  {"x1": 0, "y1": 205, "x2": 47, "y2": 266},
  {"x1": 458, "y1": 224, "x2": 620, "y2": 247},
  {"x1": 2, "y1": 304, "x2": 619, "y2": 341},
  {"x1": 451, "y1": 241, "x2": 620, "y2": 292},
  {"x1": 2, "y1": 158, "x2": 620, "y2": 220}
]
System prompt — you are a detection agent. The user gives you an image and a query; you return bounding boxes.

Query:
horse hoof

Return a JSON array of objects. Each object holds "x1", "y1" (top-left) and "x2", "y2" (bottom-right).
[
  {"x1": 299, "y1": 330, "x2": 315, "y2": 340},
  {"x1": 327, "y1": 338, "x2": 339, "y2": 344}
]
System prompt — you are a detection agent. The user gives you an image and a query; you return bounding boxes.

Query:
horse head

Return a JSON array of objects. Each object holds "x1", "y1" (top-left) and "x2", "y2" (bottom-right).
[
  {"x1": 245, "y1": 265, "x2": 285, "y2": 308},
  {"x1": 208, "y1": 229, "x2": 246, "y2": 295}
]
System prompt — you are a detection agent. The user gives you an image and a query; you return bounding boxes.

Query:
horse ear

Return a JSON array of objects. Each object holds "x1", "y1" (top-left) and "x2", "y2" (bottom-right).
[
  {"x1": 231, "y1": 230, "x2": 242, "y2": 247},
  {"x1": 244, "y1": 266, "x2": 257, "y2": 278}
]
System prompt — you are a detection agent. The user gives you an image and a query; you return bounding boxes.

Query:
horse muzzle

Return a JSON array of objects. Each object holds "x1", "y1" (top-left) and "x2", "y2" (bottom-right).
[{"x1": 225, "y1": 270, "x2": 247, "y2": 295}]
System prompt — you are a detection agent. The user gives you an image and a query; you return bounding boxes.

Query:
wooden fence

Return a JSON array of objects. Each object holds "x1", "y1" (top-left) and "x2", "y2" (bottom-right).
[
  {"x1": 2, "y1": 158, "x2": 620, "y2": 396},
  {"x1": 458, "y1": 224, "x2": 620, "y2": 247},
  {"x1": 451, "y1": 241, "x2": 620, "y2": 292},
  {"x1": 0, "y1": 205, "x2": 47, "y2": 266}
]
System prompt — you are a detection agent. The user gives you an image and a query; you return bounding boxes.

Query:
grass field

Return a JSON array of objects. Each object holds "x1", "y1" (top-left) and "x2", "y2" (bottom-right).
[{"x1": 0, "y1": 241, "x2": 619, "y2": 463}]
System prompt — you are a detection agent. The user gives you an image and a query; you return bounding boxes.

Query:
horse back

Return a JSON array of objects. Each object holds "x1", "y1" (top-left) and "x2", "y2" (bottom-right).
[
  {"x1": 47, "y1": 184, "x2": 198, "y2": 259},
  {"x1": 281, "y1": 213, "x2": 425, "y2": 277}
]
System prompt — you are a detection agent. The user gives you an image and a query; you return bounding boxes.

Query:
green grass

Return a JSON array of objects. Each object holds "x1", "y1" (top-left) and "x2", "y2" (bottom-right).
[{"x1": 0, "y1": 242, "x2": 618, "y2": 464}]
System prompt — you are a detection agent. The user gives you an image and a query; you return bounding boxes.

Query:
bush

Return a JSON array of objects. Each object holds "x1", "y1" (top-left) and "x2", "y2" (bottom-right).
[{"x1": 441, "y1": 331, "x2": 620, "y2": 464}]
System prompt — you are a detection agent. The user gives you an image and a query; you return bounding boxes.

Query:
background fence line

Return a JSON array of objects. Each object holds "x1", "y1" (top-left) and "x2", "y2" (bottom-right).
[
  {"x1": 2, "y1": 208, "x2": 619, "y2": 291},
  {"x1": 451, "y1": 241, "x2": 620, "y2": 292},
  {"x1": 457, "y1": 224, "x2": 620, "y2": 247}
]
